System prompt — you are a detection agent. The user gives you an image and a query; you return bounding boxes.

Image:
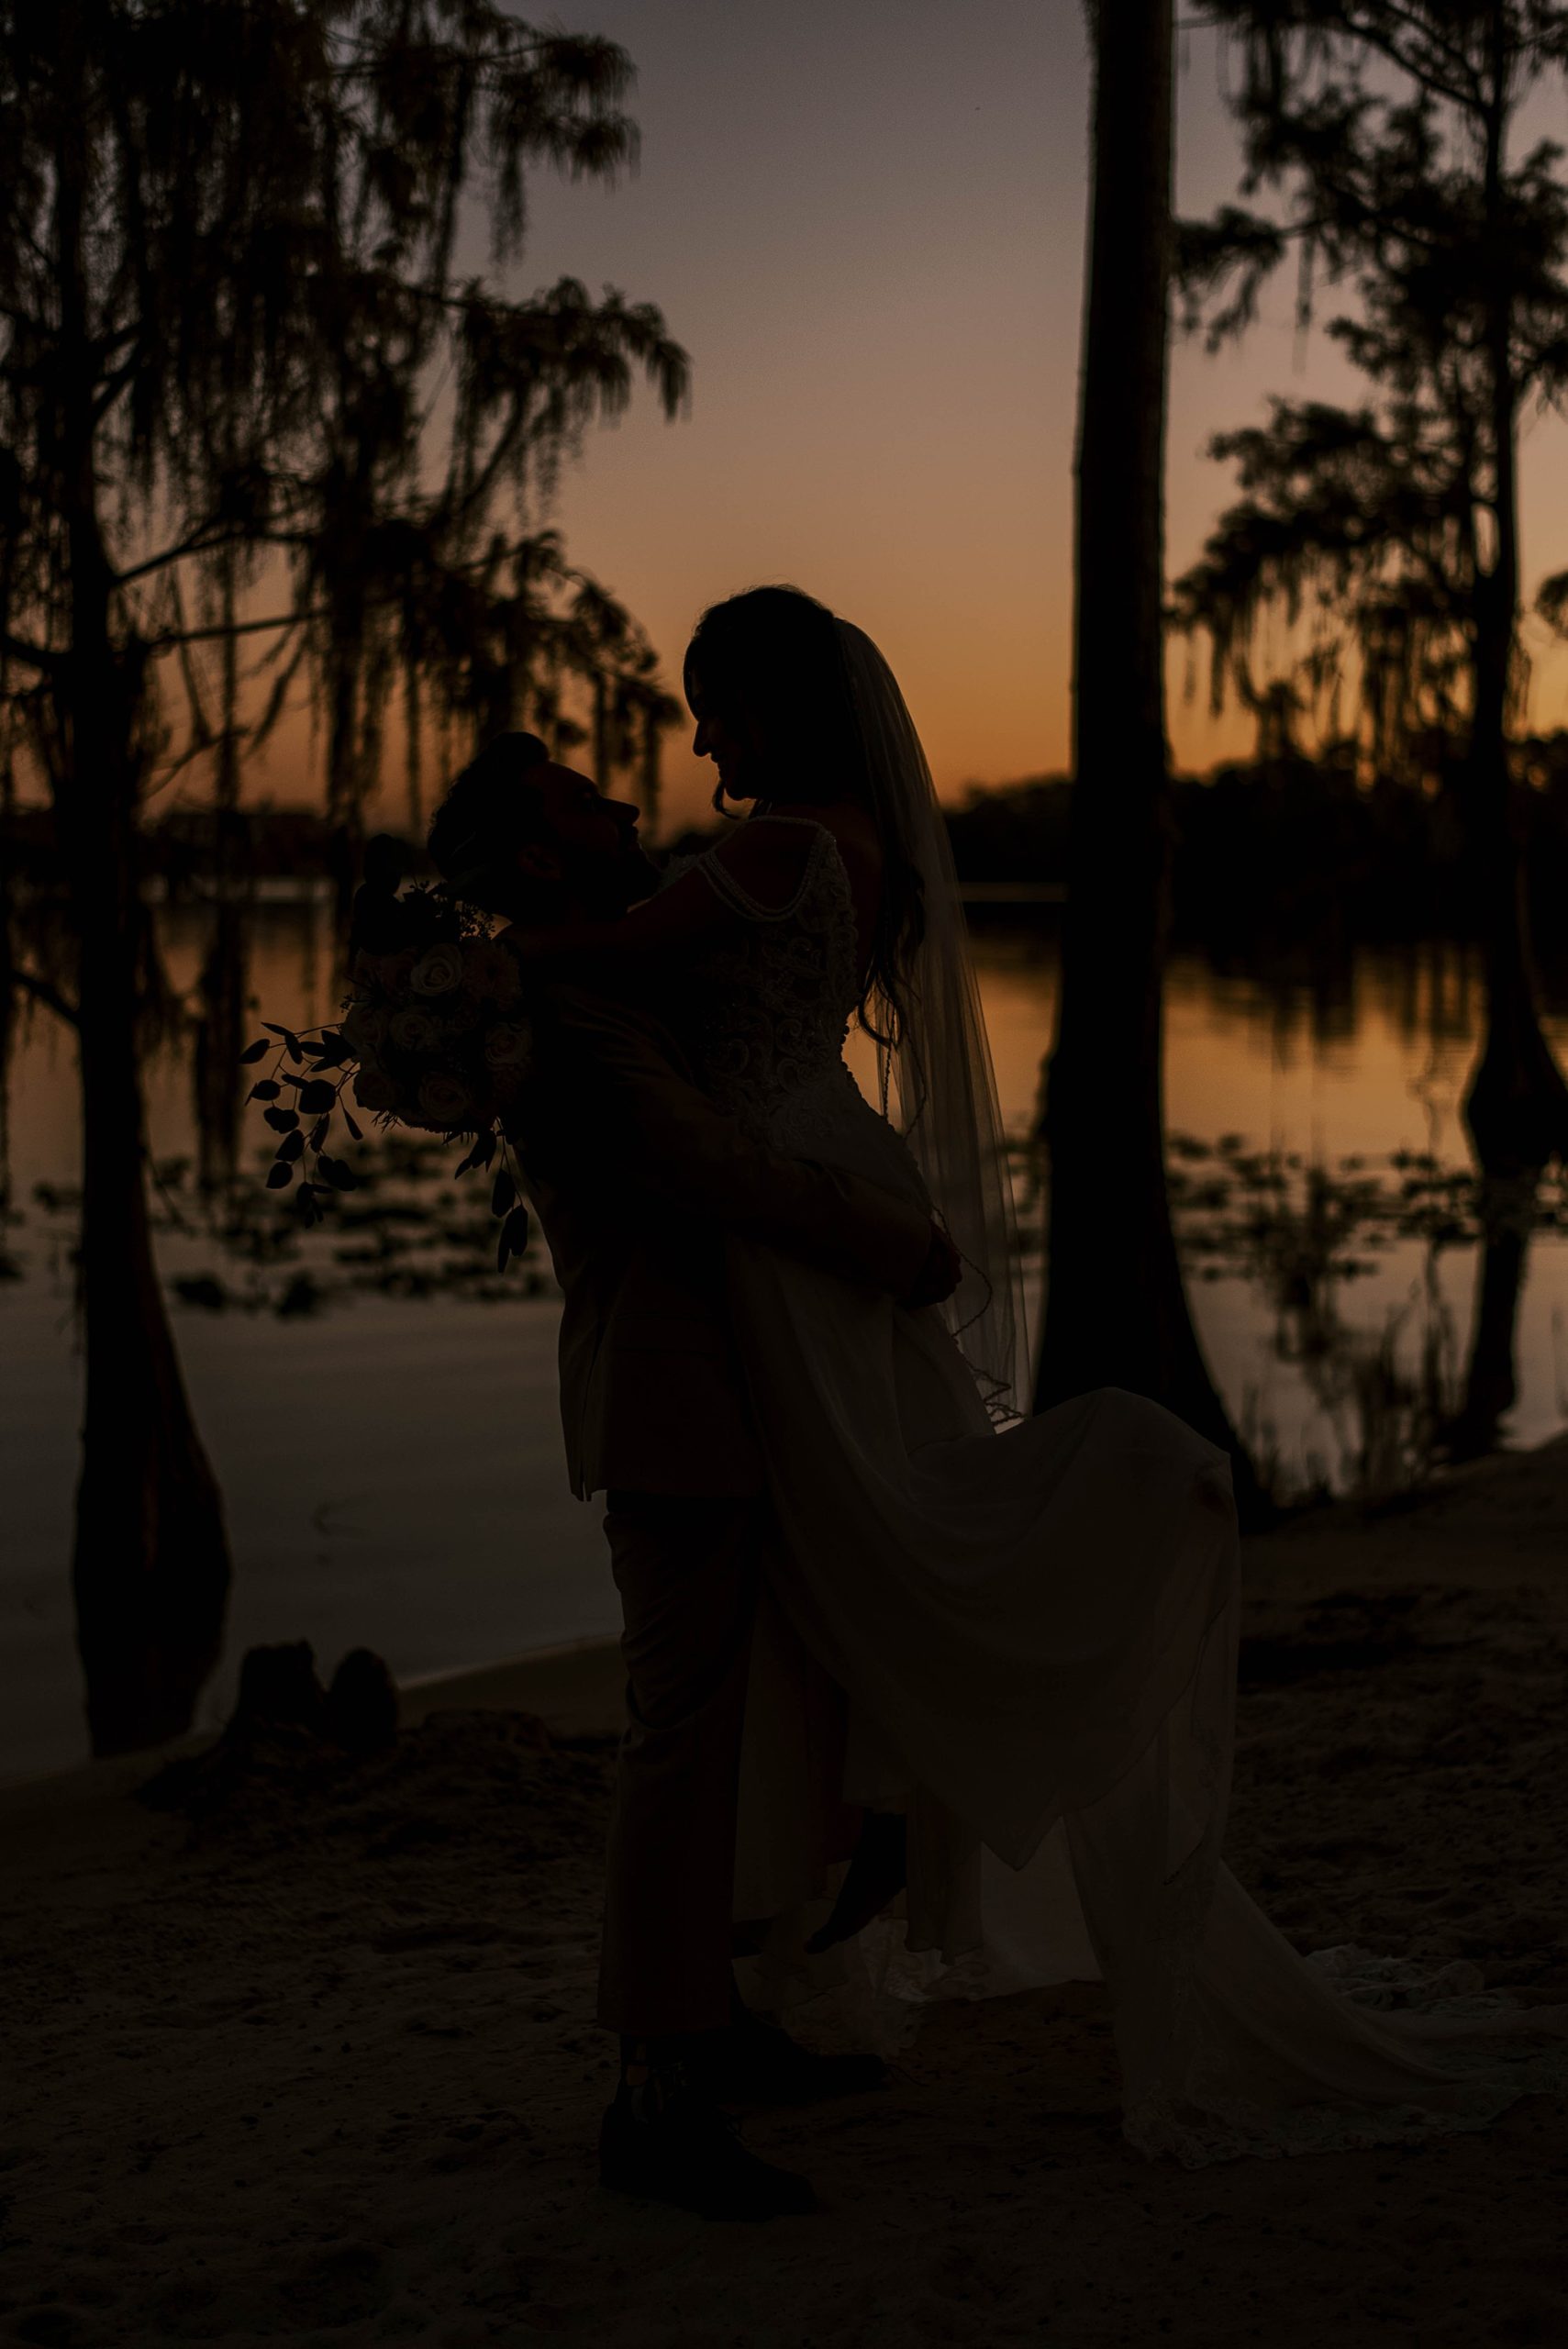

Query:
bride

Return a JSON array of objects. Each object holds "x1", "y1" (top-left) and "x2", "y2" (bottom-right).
[{"x1": 507, "y1": 583, "x2": 1566, "y2": 2166}]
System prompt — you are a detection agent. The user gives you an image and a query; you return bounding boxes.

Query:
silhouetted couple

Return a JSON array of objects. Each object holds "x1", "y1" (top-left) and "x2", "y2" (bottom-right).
[{"x1": 421, "y1": 587, "x2": 1565, "y2": 2219}]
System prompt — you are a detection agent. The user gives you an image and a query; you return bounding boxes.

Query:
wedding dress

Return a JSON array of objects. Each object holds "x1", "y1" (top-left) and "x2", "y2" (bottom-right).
[{"x1": 652, "y1": 618, "x2": 1568, "y2": 2167}]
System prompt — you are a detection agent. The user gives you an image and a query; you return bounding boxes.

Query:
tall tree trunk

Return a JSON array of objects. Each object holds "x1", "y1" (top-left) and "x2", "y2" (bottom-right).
[
  {"x1": 1450, "y1": 1174, "x2": 1532, "y2": 1459},
  {"x1": 194, "y1": 892, "x2": 250, "y2": 1197},
  {"x1": 639, "y1": 696, "x2": 662, "y2": 846},
  {"x1": 0, "y1": 749, "x2": 17, "y2": 1226},
  {"x1": 1036, "y1": 0, "x2": 1256, "y2": 1504},
  {"x1": 1448, "y1": 21, "x2": 1567, "y2": 1468},
  {"x1": 404, "y1": 659, "x2": 424, "y2": 841},
  {"x1": 1462, "y1": 24, "x2": 1568, "y2": 1182},
  {"x1": 1455, "y1": 288, "x2": 1568, "y2": 1174},
  {"x1": 592, "y1": 670, "x2": 608, "y2": 793},
  {"x1": 195, "y1": 561, "x2": 251, "y2": 1198},
  {"x1": 327, "y1": 653, "x2": 365, "y2": 974},
  {"x1": 53, "y1": 72, "x2": 230, "y2": 1754},
  {"x1": 64, "y1": 754, "x2": 233, "y2": 1753}
]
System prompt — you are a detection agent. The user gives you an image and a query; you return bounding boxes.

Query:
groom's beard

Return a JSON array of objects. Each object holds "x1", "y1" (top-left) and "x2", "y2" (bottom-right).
[
  {"x1": 564, "y1": 841, "x2": 659, "y2": 923},
  {"x1": 603, "y1": 846, "x2": 661, "y2": 915},
  {"x1": 517, "y1": 849, "x2": 653, "y2": 931}
]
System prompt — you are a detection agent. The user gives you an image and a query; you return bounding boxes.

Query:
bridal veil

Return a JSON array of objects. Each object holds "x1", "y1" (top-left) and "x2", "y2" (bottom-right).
[{"x1": 836, "y1": 618, "x2": 1029, "y2": 1412}]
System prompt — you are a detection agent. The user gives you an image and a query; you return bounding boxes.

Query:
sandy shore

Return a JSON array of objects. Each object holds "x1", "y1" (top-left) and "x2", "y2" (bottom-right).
[{"x1": 4, "y1": 1443, "x2": 1568, "y2": 2346}]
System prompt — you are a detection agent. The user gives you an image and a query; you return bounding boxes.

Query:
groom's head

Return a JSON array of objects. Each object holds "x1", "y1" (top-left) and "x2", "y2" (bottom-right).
[{"x1": 427, "y1": 731, "x2": 656, "y2": 922}]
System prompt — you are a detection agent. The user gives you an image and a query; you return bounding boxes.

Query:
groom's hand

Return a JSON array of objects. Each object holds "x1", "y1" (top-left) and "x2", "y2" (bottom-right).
[{"x1": 901, "y1": 1222, "x2": 962, "y2": 1308}]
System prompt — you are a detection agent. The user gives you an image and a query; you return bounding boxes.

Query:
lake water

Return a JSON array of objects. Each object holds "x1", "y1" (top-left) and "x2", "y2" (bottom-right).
[{"x1": 5, "y1": 895, "x2": 1566, "y2": 1782}]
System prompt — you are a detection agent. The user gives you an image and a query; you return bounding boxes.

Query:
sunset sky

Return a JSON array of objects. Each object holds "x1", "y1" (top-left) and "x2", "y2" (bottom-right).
[{"x1": 262, "y1": 1, "x2": 1568, "y2": 835}]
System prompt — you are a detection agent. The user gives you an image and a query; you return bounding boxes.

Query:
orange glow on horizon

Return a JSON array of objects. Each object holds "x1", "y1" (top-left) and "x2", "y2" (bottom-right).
[{"x1": 203, "y1": 8, "x2": 1568, "y2": 838}]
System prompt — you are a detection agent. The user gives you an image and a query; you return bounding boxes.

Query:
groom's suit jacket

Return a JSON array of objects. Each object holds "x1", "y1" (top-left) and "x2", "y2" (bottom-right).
[{"x1": 504, "y1": 980, "x2": 931, "y2": 1502}]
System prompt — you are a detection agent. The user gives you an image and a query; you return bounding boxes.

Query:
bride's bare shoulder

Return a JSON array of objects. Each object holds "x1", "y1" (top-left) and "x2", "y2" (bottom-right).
[
  {"x1": 708, "y1": 816, "x2": 817, "y2": 906},
  {"x1": 768, "y1": 797, "x2": 883, "y2": 864},
  {"x1": 711, "y1": 799, "x2": 881, "y2": 908}
]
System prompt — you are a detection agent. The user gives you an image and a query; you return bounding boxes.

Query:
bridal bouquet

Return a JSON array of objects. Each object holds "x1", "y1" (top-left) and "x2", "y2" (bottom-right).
[{"x1": 239, "y1": 882, "x2": 535, "y2": 1268}]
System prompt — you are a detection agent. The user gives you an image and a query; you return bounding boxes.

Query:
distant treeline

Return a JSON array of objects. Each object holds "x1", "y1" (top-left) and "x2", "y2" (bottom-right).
[
  {"x1": 8, "y1": 745, "x2": 1568, "y2": 958},
  {"x1": 4, "y1": 802, "x2": 342, "y2": 890},
  {"x1": 945, "y1": 740, "x2": 1568, "y2": 962}
]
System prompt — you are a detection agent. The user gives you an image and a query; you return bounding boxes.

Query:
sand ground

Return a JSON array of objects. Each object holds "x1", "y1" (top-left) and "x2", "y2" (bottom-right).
[{"x1": 3, "y1": 1442, "x2": 1567, "y2": 2347}]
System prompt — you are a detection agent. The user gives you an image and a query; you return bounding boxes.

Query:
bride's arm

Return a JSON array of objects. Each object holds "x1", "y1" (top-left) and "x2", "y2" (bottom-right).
[
  {"x1": 495, "y1": 864, "x2": 740, "y2": 965},
  {"x1": 530, "y1": 983, "x2": 953, "y2": 1306},
  {"x1": 497, "y1": 823, "x2": 815, "y2": 966}
]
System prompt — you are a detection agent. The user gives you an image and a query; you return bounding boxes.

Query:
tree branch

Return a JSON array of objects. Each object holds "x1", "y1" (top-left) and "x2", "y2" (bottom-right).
[
  {"x1": 1348, "y1": 2, "x2": 1484, "y2": 106},
  {"x1": 146, "y1": 606, "x2": 311, "y2": 651},
  {"x1": 6, "y1": 963, "x2": 81, "y2": 1030},
  {"x1": 116, "y1": 523, "x2": 305, "y2": 590},
  {"x1": 140, "y1": 538, "x2": 541, "y2": 652},
  {"x1": 0, "y1": 629, "x2": 60, "y2": 674}
]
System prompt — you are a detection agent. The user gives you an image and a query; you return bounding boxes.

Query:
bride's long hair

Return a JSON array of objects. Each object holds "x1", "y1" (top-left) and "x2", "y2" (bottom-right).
[{"x1": 683, "y1": 584, "x2": 926, "y2": 1051}]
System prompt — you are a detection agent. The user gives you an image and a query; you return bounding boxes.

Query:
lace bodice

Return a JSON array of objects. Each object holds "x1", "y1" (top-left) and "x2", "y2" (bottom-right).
[
  {"x1": 667, "y1": 818, "x2": 863, "y2": 1136},
  {"x1": 659, "y1": 815, "x2": 930, "y2": 1208}
]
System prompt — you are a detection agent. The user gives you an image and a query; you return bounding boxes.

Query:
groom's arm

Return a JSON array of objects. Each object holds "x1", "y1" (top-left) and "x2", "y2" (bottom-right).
[{"x1": 518, "y1": 983, "x2": 940, "y2": 1301}]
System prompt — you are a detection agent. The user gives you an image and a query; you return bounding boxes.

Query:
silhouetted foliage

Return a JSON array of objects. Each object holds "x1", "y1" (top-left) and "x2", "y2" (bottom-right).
[
  {"x1": 1174, "y1": 0, "x2": 1568, "y2": 1181},
  {"x1": 943, "y1": 744, "x2": 1568, "y2": 972},
  {"x1": 0, "y1": 0, "x2": 682, "y2": 1753}
]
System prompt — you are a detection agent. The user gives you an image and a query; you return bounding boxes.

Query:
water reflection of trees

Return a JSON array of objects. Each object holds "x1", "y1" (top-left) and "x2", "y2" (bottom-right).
[
  {"x1": 1167, "y1": 1136, "x2": 1567, "y2": 1500},
  {"x1": 9, "y1": 887, "x2": 1562, "y2": 1515},
  {"x1": 1173, "y1": 5, "x2": 1568, "y2": 1507},
  {"x1": 1190, "y1": 944, "x2": 1488, "y2": 1073}
]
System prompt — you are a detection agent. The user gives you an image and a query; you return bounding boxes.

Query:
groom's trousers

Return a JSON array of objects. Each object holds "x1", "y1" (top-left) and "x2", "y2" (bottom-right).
[{"x1": 596, "y1": 1488, "x2": 766, "y2": 2037}]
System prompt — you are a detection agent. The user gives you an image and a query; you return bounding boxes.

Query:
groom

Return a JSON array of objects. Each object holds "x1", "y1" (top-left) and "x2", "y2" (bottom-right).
[{"x1": 428, "y1": 732, "x2": 959, "y2": 2221}]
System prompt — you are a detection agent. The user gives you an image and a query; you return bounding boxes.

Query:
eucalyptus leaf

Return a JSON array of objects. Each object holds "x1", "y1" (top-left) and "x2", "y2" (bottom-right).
[
  {"x1": 240, "y1": 1038, "x2": 270, "y2": 1063},
  {"x1": 308, "y1": 1117, "x2": 329, "y2": 1151},
  {"x1": 491, "y1": 1166, "x2": 516, "y2": 1219},
  {"x1": 278, "y1": 1130, "x2": 306, "y2": 1163},
  {"x1": 249, "y1": 1080, "x2": 282, "y2": 1102},
  {"x1": 266, "y1": 1161, "x2": 295, "y2": 1189},
  {"x1": 299, "y1": 1079, "x2": 336, "y2": 1113},
  {"x1": 263, "y1": 1024, "x2": 305, "y2": 1063},
  {"x1": 263, "y1": 1107, "x2": 300, "y2": 1134}
]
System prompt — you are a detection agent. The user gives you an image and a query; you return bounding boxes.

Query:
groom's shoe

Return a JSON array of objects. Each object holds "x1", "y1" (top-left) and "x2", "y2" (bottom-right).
[
  {"x1": 690, "y1": 2008, "x2": 889, "y2": 2108},
  {"x1": 598, "y1": 2085, "x2": 818, "y2": 2221}
]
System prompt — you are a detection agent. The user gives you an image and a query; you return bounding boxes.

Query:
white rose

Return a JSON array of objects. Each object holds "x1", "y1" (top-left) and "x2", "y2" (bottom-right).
[
  {"x1": 389, "y1": 1007, "x2": 439, "y2": 1053},
  {"x1": 465, "y1": 941, "x2": 524, "y2": 1009},
  {"x1": 482, "y1": 1019, "x2": 533, "y2": 1074},
  {"x1": 352, "y1": 1067, "x2": 399, "y2": 1112},
  {"x1": 417, "y1": 1072, "x2": 474, "y2": 1126},
  {"x1": 341, "y1": 1003, "x2": 388, "y2": 1056},
  {"x1": 410, "y1": 942, "x2": 466, "y2": 997}
]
